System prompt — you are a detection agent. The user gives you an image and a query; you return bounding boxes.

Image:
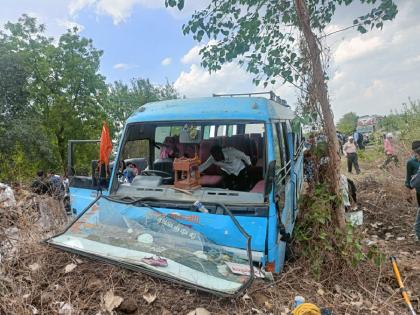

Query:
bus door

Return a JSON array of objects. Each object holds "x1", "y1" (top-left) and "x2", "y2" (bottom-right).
[{"x1": 270, "y1": 122, "x2": 294, "y2": 270}]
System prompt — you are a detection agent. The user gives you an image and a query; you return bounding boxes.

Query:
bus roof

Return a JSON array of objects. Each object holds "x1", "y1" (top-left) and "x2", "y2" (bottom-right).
[{"x1": 127, "y1": 97, "x2": 295, "y2": 123}]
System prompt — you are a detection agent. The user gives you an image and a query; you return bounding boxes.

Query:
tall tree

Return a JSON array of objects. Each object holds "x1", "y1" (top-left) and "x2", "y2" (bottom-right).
[
  {"x1": 0, "y1": 22, "x2": 56, "y2": 179},
  {"x1": 0, "y1": 15, "x2": 179, "y2": 181},
  {"x1": 1, "y1": 15, "x2": 108, "y2": 172},
  {"x1": 166, "y1": 0, "x2": 398, "y2": 228},
  {"x1": 107, "y1": 78, "x2": 178, "y2": 131},
  {"x1": 337, "y1": 112, "x2": 358, "y2": 135}
]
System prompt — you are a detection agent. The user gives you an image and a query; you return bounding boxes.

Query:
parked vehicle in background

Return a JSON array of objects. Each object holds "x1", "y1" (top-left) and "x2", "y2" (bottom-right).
[
  {"x1": 356, "y1": 115, "x2": 384, "y2": 142},
  {"x1": 48, "y1": 92, "x2": 304, "y2": 296}
]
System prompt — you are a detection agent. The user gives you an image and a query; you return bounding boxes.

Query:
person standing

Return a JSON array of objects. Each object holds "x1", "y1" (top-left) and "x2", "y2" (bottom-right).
[
  {"x1": 353, "y1": 130, "x2": 360, "y2": 148},
  {"x1": 47, "y1": 170, "x2": 64, "y2": 198},
  {"x1": 336, "y1": 131, "x2": 344, "y2": 155},
  {"x1": 381, "y1": 133, "x2": 398, "y2": 168},
  {"x1": 343, "y1": 136, "x2": 361, "y2": 174},
  {"x1": 405, "y1": 141, "x2": 420, "y2": 241}
]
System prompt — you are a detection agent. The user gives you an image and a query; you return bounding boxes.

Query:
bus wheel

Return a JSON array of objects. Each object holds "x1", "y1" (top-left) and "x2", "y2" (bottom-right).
[{"x1": 285, "y1": 242, "x2": 296, "y2": 262}]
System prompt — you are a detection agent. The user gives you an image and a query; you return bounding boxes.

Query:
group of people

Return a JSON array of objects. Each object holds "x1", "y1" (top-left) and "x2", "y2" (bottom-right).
[
  {"x1": 304, "y1": 130, "x2": 420, "y2": 242},
  {"x1": 31, "y1": 170, "x2": 71, "y2": 214},
  {"x1": 120, "y1": 143, "x2": 254, "y2": 190},
  {"x1": 342, "y1": 131, "x2": 399, "y2": 175},
  {"x1": 344, "y1": 133, "x2": 420, "y2": 242},
  {"x1": 31, "y1": 170, "x2": 68, "y2": 198}
]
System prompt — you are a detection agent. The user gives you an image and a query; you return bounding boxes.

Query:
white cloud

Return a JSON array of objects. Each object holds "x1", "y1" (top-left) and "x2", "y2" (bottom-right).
[
  {"x1": 404, "y1": 54, "x2": 420, "y2": 65},
  {"x1": 333, "y1": 36, "x2": 384, "y2": 63},
  {"x1": 176, "y1": 43, "x2": 264, "y2": 98},
  {"x1": 68, "y1": 0, "x2": 210, "y2": 24},
  {"x1": 161, "y1": 57, "x2": 172, "y2": 66},
  {"x1": 181, "y1": 45, "x2": 201, "y2": 64},
  {"x1": 113, "y1": 63, "x2": 128, "y2": 70},
  {"x1": 331, "y1": 70, "x2": 344, "y2": 82},
  {"x1": 175, "y1": 63, "x2": 249, "y2": 97},
  {"x1": 174, "y1": 59, "x2": 295, "y2": 105},
  {"x1": 113, "y1": 63, "x2": 137, "y2": 70},
  {"x1": 363, "y1": 80, "x2": 385, "y2": 98},
  {"x1": 56, "y1": 19, "x2": 85, "y2": 32},
  {"x1": 68, "y1": 0, "x2": 96, "y2": 15},
  {"x1": 180, "y1": 40, "x2": 218, "y2": 64},
  {"x1": 0, "y1": 1, "x2": 80, "y2": 38},
  {"x1": 324, "y1": 24, "x2": 342, "y2": 35},
  {"x1": 96, "y1": 0, "x2": 140, "y2": 25},
  {"x1": 328, "y1": 0, "x2": 420, "y2": 119}
]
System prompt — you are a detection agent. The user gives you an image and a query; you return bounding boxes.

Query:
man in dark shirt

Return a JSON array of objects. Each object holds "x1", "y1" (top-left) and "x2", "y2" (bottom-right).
[
  {"x1": 405, "y1": 140, "x2": 420, "y2": 241},
  {"x1": 31, "y1": 170, "x2": 49, "y2": 195}
]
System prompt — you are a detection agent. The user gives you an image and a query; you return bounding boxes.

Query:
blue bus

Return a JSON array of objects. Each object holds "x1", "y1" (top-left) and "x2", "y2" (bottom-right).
[{"x1": 48, "y1": 93, "x2": 304, "y2": 296}]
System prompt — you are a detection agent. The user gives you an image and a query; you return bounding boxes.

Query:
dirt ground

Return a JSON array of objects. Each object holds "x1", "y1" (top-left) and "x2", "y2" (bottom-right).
[{"x1": 1, "y1": 148, "x2": 419, "y2": 315}]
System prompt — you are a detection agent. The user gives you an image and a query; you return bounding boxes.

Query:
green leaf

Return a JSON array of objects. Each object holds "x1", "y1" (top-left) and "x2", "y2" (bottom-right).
[
  {"x1": 177, "y1": 0, "x2": 184, "y2": 10},
  {"x1": 221, "y1": 29, "x2": 229, "y2": 36},
  {"x1": 196, "y1": 30, "x2": 205, "y2": 41},
  {"x1": 357, "y1": 25, "x2": 367, "y2": 34}
]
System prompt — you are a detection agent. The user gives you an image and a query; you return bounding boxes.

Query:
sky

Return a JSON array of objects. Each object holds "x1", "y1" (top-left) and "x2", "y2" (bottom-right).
[{"x1": 1, "y1": 0, "x2": 419, "y2": 121}]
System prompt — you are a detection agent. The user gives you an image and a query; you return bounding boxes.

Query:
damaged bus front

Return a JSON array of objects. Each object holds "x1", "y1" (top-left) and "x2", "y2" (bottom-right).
[{"x1": 47, "y1": 94, "x2": 304, "y2": 296}]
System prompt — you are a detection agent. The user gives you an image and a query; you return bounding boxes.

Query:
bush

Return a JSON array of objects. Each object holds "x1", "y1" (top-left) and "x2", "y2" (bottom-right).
[{"x1": 294, "y1": 184, "x2": 383, "y2": 278}]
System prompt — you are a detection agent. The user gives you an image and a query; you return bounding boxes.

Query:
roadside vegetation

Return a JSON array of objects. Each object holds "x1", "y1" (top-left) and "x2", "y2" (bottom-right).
[
  {"x1": 1, "y1": 1, "x2": 418, "y2": 313},
  {"x1": 1, "y1": 140, "x2": 418, "y2": 314},
  {"x1": 0, "y1": 15, "x2": 177, "y2": 182},
  {"x1": 336, "y1": 112, "x2": 358, "y2": 135}
]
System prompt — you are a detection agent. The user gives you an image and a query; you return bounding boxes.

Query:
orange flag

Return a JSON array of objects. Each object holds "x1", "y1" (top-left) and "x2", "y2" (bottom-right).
[{"x1": 99, "y1": 122, "x2": 113, "y2": 166}]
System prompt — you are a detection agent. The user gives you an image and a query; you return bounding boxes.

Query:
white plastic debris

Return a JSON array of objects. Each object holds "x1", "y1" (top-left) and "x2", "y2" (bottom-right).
[
  {"x1": 28, "y1": 305, "x2": 39, "y2": 314},
  {"x1": 345, "y1": 210, "x2": 363, "y2": 226},
  {"x1": 64, "y1": 263, "x2": 77, "y2": 274},
  {"x1": 103, "y1": 290, "x2": 123, "y2": 312},
  {"x1": 58, "y1": 302, "x2": 73, "y2": 315},
  {"x1": 28, "y1": 263, "x2": 41, "y2": 272},
  {"x1": 187, "y1": 308, "x2": 211, "y2": 315},
  {"x1": 193, "y1": 251, "x2": 208, "y2": 260},
  {"x1": 137, "y1": 233, "x2": 153, "y2": 244},
  {"x1": 340, "y1": 175, "x2": 351, "y2": 207},
  {"x1": 142, "y1": 293, "x2": 157, "y2": 304},
  {"x1": 0, "y1": 183, "x2": 16, "y2": 207}
]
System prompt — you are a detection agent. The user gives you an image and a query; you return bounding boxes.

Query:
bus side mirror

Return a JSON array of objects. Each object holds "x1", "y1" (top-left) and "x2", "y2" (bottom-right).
[{"x1": 264, "y1": 160, "x2": 276, "y2": 197}]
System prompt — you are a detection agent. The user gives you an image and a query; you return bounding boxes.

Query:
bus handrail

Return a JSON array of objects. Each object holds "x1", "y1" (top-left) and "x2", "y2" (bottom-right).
[{"x1": 294, "y1": 141, "x2": 305, "y2": 160}]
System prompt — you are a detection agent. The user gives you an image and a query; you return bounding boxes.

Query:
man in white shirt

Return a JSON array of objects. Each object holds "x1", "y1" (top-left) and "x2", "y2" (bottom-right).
[
  {"x1": 199, "y1": 144, "x2": 252, "y2": 191},
  {"x1": 343, "y1": 136, "x2": 361, "y2": 174}
]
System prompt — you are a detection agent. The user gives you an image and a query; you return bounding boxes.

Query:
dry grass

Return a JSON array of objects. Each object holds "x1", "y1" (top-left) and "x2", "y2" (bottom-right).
[{"x1": 1, "y1": 152, "x2": 419, "y2": 315}]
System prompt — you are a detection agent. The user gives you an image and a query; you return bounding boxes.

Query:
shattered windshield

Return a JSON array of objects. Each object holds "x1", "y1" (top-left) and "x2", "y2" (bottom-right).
[{"x1": 47, "y1": 196, "x2": 255, "y2": 295}]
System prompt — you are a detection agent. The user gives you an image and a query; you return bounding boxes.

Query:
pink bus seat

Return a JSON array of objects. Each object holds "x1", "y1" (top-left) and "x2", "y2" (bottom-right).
[{"x1": 250, "y1": 180, "x2": 265, "y2": 193}]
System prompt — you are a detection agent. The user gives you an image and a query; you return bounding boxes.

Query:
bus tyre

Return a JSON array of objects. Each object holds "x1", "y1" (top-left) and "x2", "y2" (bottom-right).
[{"x1": 285, "y1": 242, "x2": 296, "y2": 262}]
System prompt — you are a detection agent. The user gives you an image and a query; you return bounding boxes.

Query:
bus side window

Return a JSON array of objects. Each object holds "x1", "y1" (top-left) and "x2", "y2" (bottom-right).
[
  {"x1": 203, "y1": 125, "x2": 216, "y2": 139},
  {"x1": 281, "y1": 122, "x2": 291, "y2": 173},
  {"x1": 272, "y1": 123, "x2": 286, "y2": 210},
  {"x1": 291, "y1": 121, "x2": 302, "y2": 160},
  {"x1": 216, "y1": 125, "x2": 227, "y2": 136}
]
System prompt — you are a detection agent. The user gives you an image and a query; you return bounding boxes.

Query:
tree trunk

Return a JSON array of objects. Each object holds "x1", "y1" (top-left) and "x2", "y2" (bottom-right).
[
  {"x1": 294, "y1": 0, "x2": 346, "y2": 228},
  {"x1": 55, "y1": 125, "x2": 67, "y2": 174}
]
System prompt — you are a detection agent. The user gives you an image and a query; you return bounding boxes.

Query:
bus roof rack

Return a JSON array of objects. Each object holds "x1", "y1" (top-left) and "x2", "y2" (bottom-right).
[{"x1": 212, "y1": 91, "x2": 290, "y2": 107}]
